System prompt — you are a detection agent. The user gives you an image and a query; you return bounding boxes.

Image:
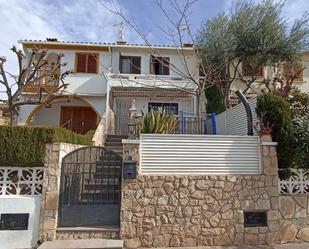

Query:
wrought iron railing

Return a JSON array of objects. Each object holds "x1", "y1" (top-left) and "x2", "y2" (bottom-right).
[
  {"x1": 178, "y1": 112, "x2": 216, "y2": 135},
  {"x1": 131, "y1": 112, "x2": 216, "y2": 137},
  {"x1": 24, "y1": 65, "x2": 60, "y2": 92}
]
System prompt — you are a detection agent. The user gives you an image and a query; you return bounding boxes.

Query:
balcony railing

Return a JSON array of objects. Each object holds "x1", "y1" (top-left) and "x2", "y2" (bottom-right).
[
  {"x1": 129, "y1": 112, "x2": 216, "y2": 138},
  {"x1": 23, "y1": 65, "x2": 60, "y2": 93}
]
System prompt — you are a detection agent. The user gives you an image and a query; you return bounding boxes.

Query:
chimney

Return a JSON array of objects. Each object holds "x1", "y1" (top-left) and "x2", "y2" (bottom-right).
[
  {"x1": 182, "y1": 43, "x2": 193, "y2": 47},
  {"x1": 46, "y1": 38, "x2": 58, "y2": 42},
  {"x1": 116, "y1": 41, "x2": 127, "y2": 45}
]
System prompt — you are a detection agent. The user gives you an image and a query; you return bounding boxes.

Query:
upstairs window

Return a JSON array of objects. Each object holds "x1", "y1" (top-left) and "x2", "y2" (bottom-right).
[
  {"x1": 119, "y1": 56, "x2": 141, "y2": 74},
  {"x1": 76, "y1": 53, "x2": 98, "y2": 73},
  {"x1": 283, "y1": 62, "x2": 303, "y2": 82},
  {"x1": 242, "y1": 60, "x2": 263, "y2": 77},
  {"x1": 150, "y1": 56, "x2": 170, "y2": 75}
]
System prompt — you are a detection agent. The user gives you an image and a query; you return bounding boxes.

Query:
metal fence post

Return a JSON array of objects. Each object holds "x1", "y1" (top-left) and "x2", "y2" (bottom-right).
[
  {"x1": 181, "y1": 111, "x2": 185, "y2": 134},
  {"x1": 211, "y1": 113, "x2": 217, "y2": 135},
  {"x1": 204, "y1": 116, "x2": 207, "y2": 134}
]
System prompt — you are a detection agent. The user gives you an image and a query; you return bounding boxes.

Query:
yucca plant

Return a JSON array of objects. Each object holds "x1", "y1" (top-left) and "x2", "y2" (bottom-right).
[{"x1": 137, "y1": 110, "x2": 179, "y2": 136}]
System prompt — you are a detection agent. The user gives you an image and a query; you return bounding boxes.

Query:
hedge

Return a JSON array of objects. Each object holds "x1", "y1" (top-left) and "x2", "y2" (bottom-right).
[
  {"x1": 0, "y1": 126, "x2": 93, "y2": 167},
  {"x1": 256, "y1": 94, "x2": 294, "y2": 169}
]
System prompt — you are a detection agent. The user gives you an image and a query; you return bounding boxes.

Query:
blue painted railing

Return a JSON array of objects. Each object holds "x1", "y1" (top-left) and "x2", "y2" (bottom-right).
[{"x1": 178, "y1": 112, "x2": 216, "y2": 135}]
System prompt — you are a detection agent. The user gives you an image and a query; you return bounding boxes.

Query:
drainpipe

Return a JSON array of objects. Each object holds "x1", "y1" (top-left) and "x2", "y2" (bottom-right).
[{"x1": 235, "y1": 90, "x2": 253, "y2": 136}]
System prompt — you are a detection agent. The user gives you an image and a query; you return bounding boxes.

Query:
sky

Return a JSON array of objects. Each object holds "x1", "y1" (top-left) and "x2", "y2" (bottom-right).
[{"x1": 0, "y1": 0, "x2": 308, "y2": 98}]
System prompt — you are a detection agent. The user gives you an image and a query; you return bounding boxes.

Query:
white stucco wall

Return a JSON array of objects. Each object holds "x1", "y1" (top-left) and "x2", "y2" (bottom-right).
[
  {"x1": 30, "y1": 96, "x2": 105, "y2": 126},
  {"x1": 0, "y1": 196, "x2": 41, "y2": 249},
  {"x1": 230, "y1": 57, "x2": 309, "y2": 94},
  {"x1": 114, "y1": 96, "x2": 194, "y2": 116},
  {"x1": 43, "y1": 50, "x2": 109, "y2": 95},
  {"x1": 110, "y1": 47, "x2": 195, "y2": 77},
  {"x1": 17, "y1": 105, "x2": 36, "y2": 125}
]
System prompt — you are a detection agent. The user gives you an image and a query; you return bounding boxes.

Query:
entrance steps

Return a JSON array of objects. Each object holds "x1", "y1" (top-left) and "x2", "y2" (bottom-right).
[
  {"x1": 103, "y1": 135, "x2": 127, "y2": 154},
  {"x1": 38, "y1": 238, "x2": 123, "y2": 249}
]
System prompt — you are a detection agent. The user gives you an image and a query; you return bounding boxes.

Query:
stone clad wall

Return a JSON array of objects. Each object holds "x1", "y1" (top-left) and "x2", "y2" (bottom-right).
[
  {"x1": 39, "y1": 143, "x2": 84, "y2": 241},
  {"x1": 279, "y1": 195, "x2": 309, "y2": 243},
  {"x1": 120, "y1": 139, "x2": 280, "y2": 248}
]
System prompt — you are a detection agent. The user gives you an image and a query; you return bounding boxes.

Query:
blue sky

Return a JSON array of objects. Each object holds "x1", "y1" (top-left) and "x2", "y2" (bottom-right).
[{"x1": 0, "y1": 0, "x2": 308, "y2": 82}]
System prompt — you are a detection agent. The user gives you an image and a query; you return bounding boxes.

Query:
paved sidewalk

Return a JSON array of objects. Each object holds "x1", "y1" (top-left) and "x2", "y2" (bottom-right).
[{"x1": 153, "y1": 243, "x2": 309, "y2": 249}]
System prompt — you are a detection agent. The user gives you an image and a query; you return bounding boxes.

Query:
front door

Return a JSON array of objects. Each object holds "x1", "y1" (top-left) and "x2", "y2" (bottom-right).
[
  {"x1": 60, "y1": 106, "x2": 97, "y2": 134},
  {"x1": 115, "y1": 100, "x2": 131, "y2": 135}
]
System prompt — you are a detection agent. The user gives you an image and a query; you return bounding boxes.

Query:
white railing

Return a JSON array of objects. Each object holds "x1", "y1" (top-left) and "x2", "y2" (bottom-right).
[
  {"x1": 0, "y1": 167, "x2": 43, "y2": 196},
  {"x1": 107, "y1": 73, "x2": 195, "y2": 89},
  {"x1": 140, "y1": 134, "x2": 261, "y2": 175},
  {"x1": 279, "y1": 169, "x2": 309, "y2": 194},
  {"x1": 216, "y1": 97, "x2": 259, "y2": 135}
]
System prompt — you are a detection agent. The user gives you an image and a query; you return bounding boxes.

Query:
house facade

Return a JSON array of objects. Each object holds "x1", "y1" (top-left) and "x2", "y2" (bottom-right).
[
  {"x1": 17, "y1": 39, "x2": 198, "y2": 139},
  {"x1": 229, "y1": 52, "x2": 309, "y2": 104},
  {"x1": 17, "y1": 39, "x2": 309, "y2": 138}
]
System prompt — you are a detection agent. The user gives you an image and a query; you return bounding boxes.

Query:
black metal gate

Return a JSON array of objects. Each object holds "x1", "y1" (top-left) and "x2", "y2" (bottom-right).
[{"x1": 59, "y1": 147, "x2": 122, "y2": 227}]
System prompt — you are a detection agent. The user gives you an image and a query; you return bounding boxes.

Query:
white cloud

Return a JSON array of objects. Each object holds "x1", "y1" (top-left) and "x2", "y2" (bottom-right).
[{"x1": 0, "y1": 0, "x2": 134, "y2": 99}]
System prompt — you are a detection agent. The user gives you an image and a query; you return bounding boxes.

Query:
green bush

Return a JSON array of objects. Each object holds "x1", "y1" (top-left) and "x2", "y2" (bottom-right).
[
  {"x1": 0, "y1": 126, "x2": 93, "y2": 167},
  {"x1": 293, "y1": 117, "x2": 309, "y2": 168},
  {"x1": 205, "y1": 84, "x2": 226, "y2": 114},
  {"x1": 256, "y1": 94, "x2": 294, "y2": 168},
  {"x1": 287, "y1": 89, "x2": 309, "y2": 118}
]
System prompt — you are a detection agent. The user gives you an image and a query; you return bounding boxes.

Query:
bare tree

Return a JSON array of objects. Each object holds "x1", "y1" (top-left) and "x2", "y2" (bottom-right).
[
  {"x1": 98, "y1": 0, "x2": 220, "y2": 132},
  {"x1": 264, "y1": 62, "x2": 305, "y2": 98},
  {"x1": 0, "y1": 46, "x2": 70, "y2": 124}
]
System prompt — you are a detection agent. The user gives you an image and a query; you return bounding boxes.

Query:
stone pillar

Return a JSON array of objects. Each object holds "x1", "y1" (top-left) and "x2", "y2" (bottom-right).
[
  {"x1": 259, "y1": 134, "x2": 280, "y2": 244},
  {"x1": 121, "y1": 139, "x2": 140, "y2": 246},
  {"x1": 122, "y1": 139, "x2": 140, "y2": 174},
  {"x1": 260, "y1": 134, "x2": 278, "y2": 176},
  {"x1": 39, "y1": 143, "x2": 84, "y2": 242}
]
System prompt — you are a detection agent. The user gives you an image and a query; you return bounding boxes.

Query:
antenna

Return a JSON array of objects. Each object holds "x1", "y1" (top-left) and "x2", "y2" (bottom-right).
[{"x1": 114, "y1": 21, "x2": 126, "y2": 44}]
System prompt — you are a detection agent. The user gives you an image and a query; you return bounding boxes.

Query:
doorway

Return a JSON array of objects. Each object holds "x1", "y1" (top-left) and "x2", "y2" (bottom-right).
[{"x1": 60, "y1": 106, "x2": 97, "y2": 134}]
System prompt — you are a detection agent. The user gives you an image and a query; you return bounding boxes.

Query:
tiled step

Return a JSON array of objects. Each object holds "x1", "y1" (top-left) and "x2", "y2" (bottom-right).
[
  {"x1": 96, "y1": 161, "x2": 122, "y2": 166},
  {"x1": 103, "y1": 147, "x2": 123, "y2": 152},
  {"x1": 39, "y1": 239, "x2": 123, "y2": 249},
  {"x1": 84, "y1": 184, "x2": 120, "y2": 191},
  {"x1": 81, "y1": 192, "x2": 120, "y2": 201},
  {"x1": 93, "y1": 173, "x2": 121, "y2": 179},
  {"x1": 98, "y1": 155, "x2": 122, "y2": 161},
  {"x1": 104, "y1": 142, "x2": 123, "y2": 147},
  {"x1": 106, "y1": 134, "x2": 128, "y2": 139}
]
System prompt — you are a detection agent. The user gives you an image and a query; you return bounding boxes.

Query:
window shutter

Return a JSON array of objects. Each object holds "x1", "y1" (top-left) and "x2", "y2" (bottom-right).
[
  {"x1": 150, "y1": 56, "x2": 155, "y2": 74},
  {"x1": 87, "y1": 54, "x2": 97, "y2": 73},
  {"x1": 163, "y1": 57, "x2": 170, "y2": 75},
  {"x1": 76, "y1": 54, "x2": 86, "y2": 73},
  {"x1": 132, "y1": 57, "x2": 141, "y2": 74}
]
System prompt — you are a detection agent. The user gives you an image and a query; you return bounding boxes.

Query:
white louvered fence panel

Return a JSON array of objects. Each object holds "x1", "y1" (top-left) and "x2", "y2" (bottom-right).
[
  {"x1": 140, "y1": 134, "x2": 261, "y2": 175},
  {"x1": 216, "y1": 98, "x2": 258, "y2": 135}
]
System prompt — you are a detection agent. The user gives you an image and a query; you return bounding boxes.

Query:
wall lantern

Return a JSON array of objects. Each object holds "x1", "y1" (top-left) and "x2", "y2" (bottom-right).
[{"x1": 128, "y1": 99, "x2": 137, "y2": 139}]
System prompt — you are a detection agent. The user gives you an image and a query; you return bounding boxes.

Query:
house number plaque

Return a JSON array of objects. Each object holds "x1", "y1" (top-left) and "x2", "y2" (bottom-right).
[
  {"x1": 244, "y1": 211, "x2": 267, "y2": 227},
  {"x1": 0, "y1": 213, "x2": 29, "y2": 230}
]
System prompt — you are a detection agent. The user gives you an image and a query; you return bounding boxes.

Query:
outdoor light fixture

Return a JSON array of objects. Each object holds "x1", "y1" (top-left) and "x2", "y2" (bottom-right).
[
  {"x1": 128, "y1": 99, "x2": 137, "y2": 139},
  {"x1": 128, "y1": 119, "x2": 136, "y2": 139}
]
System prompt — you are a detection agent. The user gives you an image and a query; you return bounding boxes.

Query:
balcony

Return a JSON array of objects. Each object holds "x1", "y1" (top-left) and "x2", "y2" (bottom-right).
[
  {"x1": 23, "y1": 65, "x2": 60, "y2": 93},
  {"x1": 107, "y1": 73, "x2": 196, "y2": 90}
]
